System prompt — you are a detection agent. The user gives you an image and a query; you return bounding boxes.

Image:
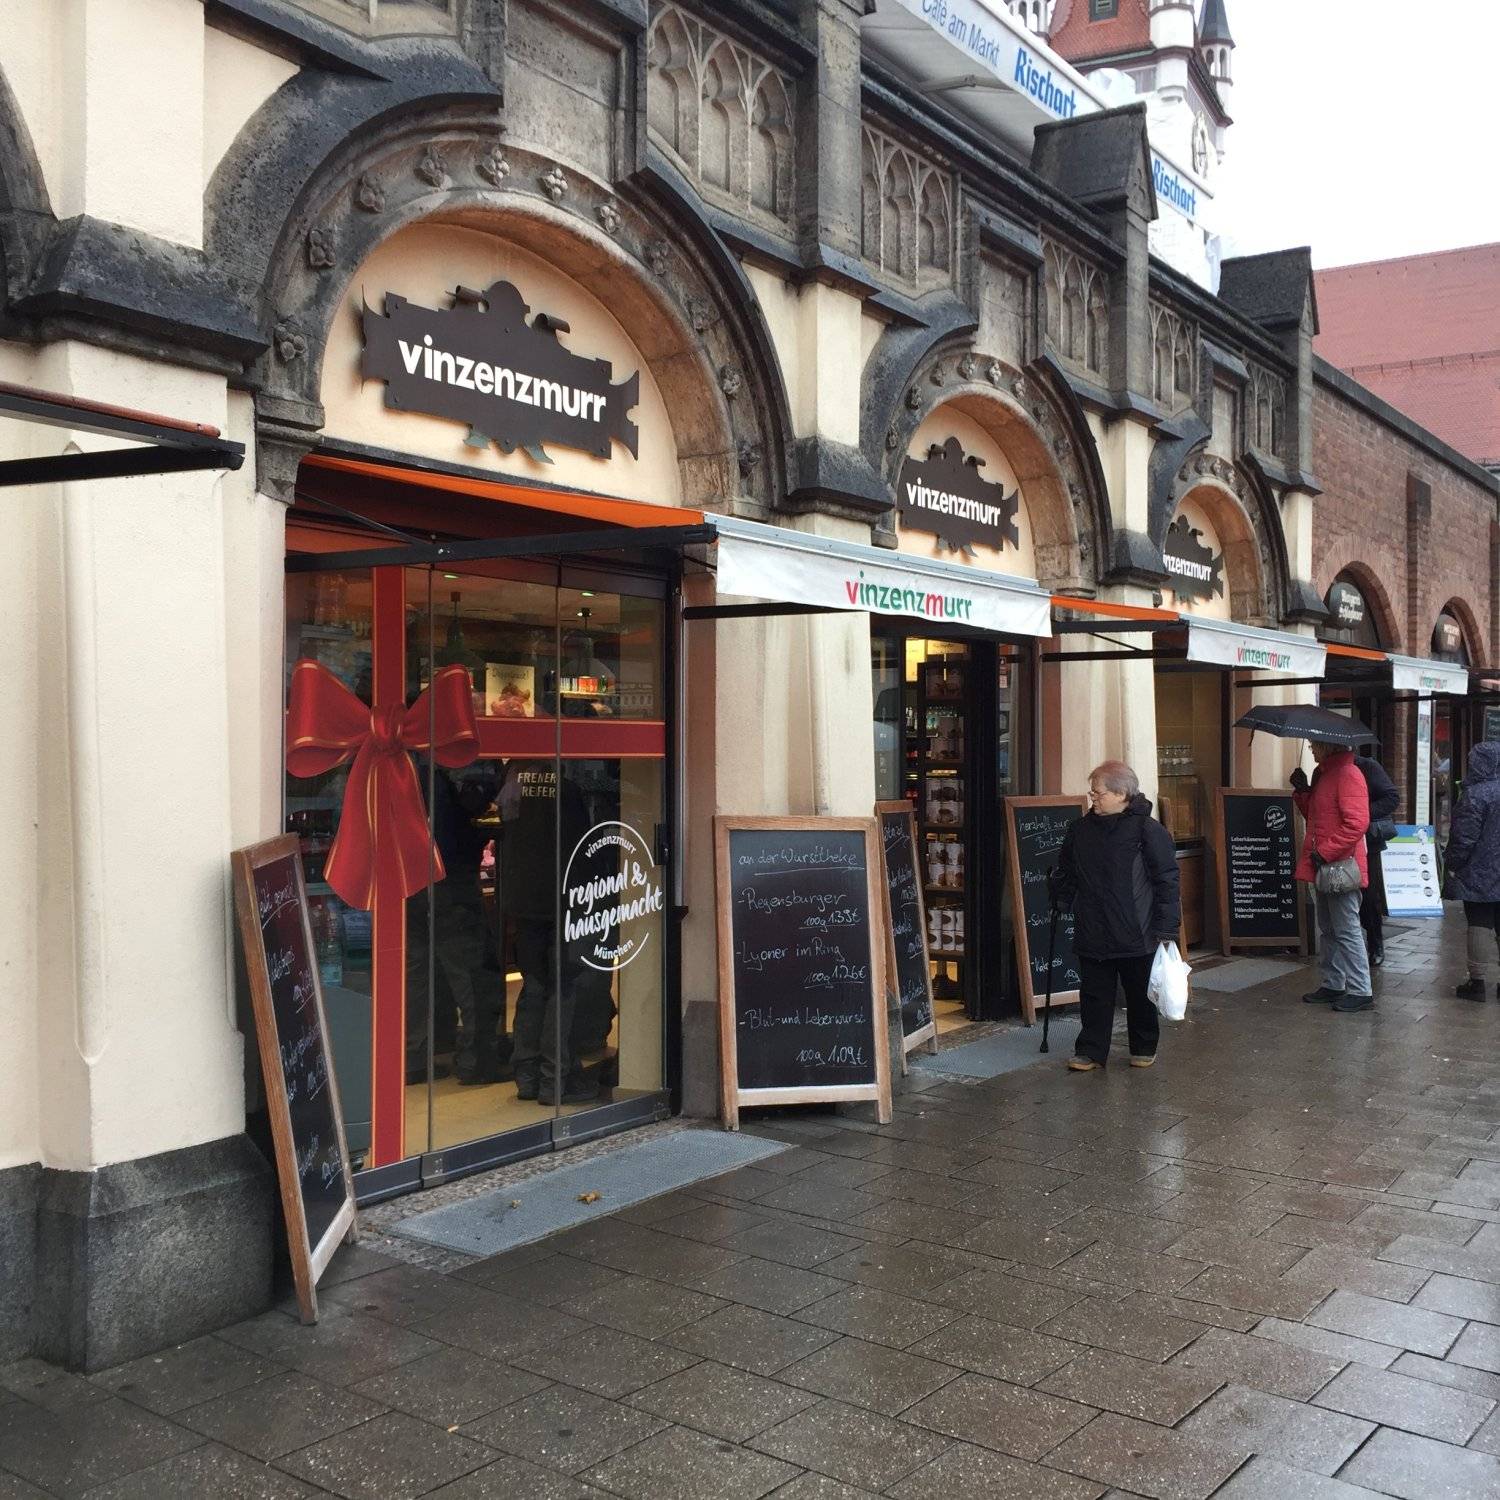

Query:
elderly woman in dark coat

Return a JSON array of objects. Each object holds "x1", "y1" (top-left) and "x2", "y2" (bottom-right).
[{"x1": 1448, "y1": 741, "x2": 1500, "y2": 1001}]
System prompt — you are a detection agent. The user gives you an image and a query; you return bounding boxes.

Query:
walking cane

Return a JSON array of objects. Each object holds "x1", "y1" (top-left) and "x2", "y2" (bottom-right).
[{"x1": 1040, "y1": 900, "x2": 1060, "y2": 1054}]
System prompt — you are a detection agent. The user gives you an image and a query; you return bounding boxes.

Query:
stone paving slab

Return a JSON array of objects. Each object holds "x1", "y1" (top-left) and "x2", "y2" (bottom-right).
[{"x1": 15, "y1": 914, "x2": 1500, "y2": 1497}]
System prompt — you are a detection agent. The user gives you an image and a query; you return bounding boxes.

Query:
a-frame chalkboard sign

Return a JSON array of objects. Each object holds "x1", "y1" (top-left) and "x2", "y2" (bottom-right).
[
  {"x1": 876, "y1": 803, "x2": 939, "y2": 1065},
  {"x1": 232, "y1": 835, "x2": 357, "y2": 1323},
  {"x1": 1004, "y1": 795, "x2": 1088, "y2": 1024},
  {"x1": 715, "y1": 816, "x2": 893, "y2": 1130}
]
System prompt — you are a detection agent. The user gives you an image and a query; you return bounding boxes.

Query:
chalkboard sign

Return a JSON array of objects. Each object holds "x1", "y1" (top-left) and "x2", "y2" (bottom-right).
[
  {"x1": 1214, "y1": 790, "x2": 1306, "y2": 953},
  {"x1": 1004, "y1": 796, "x2": 1088, "y2": 1023},
  {"x1": 715, "y1": 816, "x2": 892, "y2": 1129},
  {"x1": 876, "y1": 804, "x2": 938, "y2": 1063},
  {"x1": 232, "y1": 835, "x2": 356, "y2": 1323}
]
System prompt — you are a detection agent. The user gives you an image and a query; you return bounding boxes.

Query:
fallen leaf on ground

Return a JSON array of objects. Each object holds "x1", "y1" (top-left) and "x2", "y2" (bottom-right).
[{"x1": 578, "y1": 1191, "x2": 602, "y2": 1204}]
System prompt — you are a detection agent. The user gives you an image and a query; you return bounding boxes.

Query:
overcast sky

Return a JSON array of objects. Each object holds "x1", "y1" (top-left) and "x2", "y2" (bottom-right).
[{"x1": 1219, "y1": 0, "x2": 1500, "y2": 267}]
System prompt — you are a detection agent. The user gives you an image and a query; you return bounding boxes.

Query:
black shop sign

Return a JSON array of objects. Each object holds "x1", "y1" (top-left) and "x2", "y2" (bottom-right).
[
  {"x1": 362, "y1": 280, "x2": 640, "y2": 462},
  {"x1": 1326, "y1": 580, "x2": 1367, "y2": 631},
  {"x1": 1163, "y1": 514, "x2": 1225, "y2": 603},
  {"x1": 898, "y1": 437, "x2": 1021, "y2": 555}
]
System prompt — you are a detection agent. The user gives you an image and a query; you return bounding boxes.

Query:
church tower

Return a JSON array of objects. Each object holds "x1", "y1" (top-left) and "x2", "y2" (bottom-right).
[{"x1": 1199, "y1": 0, "x2": 1234, "y2": 126}]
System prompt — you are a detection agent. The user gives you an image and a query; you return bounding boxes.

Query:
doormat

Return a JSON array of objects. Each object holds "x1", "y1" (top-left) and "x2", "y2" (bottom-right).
[
  {"x1": 388, "y1": 1130, "x2": 791, "y2": 1258},
  {"x1": 912, "y1": 1017, "x2": 1081, "y2": 1079},
  {"x1": 1191, "y1": 957, "x2": 1308, "y2": 992}
]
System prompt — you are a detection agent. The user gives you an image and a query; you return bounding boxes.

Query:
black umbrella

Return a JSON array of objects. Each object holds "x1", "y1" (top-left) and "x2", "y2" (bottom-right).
[{"x1": 1233, "y1": 704, "x2": 1376, "y2": 746}]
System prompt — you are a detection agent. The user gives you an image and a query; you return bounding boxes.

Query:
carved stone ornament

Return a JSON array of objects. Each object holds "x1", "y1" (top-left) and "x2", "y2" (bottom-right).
[
  {"x1": 987, "y1": 361, "x2": 1005, "y2": 387},
  {"x1": 737, "y1": 437, "x2": 762, "y2": 475},
  {"x1": 885, "y1": 426, "x2": 900, "y2": 451},
  {"x1": 958, "y1": 353, "x2": 978, "y2": 381},
  {"x1": 644, "y1": 239, "x2": 670, "y2": 276},
  {"x1": 905, "y1": 386, "x2": 922, "y2": 411},
  {"x1": 540, "y1": 166, "x2": 568, "y2": 202},
  {"x1": 929, "y1": 363, "x2": 946, "y2": 387},
  {"x1": 688, "y1": 297, "x2": 718, "y2": 334},
  {"x1": 416, "y1": 146, "x2": 450, "y2": 189},
  {"x1": 273, "y1": 320, "x2": 308, "y2": 362},
  {"x1": 306, "y1": 225, "x2": 336, "y2": 272},
  {"x1": 355, "y1": 172, "x2": 385, "y2": 213},
  {"x1": 596, "y1": 202, "x2": 622, "y2": 236},
  {"x1": 719, "y1": 364, "x2": 743, "y2": 399},
  {"x1": 476, "y1": 143, "x2": 510, "y2": 187}
]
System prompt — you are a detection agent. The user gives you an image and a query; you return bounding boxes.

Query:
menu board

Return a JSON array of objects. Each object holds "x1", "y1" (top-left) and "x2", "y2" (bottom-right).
[
  {"x1": 231, "y1": 836, "x2": 356, "y2": 1323},
  {"x1": 877, "y1": 804, "x2": 937, "y2": 1061},
  {"x1": 1382, "y1": 825, "x2": 1444, "y2": 917},
  {"x1": 1215, "y1": 790, "x2": 1306, "y2": 953},
  {"x1": 1003, "y1": 796, "x2": 1087, "y2": 1023},
  {"x1": 715, "y1": 817, "x2": 892, "y2": 1129}
]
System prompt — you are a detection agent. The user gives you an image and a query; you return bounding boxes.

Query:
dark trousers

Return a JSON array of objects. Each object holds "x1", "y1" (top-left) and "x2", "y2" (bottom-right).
[
  {"x1": 1360, "y1": 848, "x2": 1386, "y2": 957},
  {"x1": 406, "y1": 879, "x2": 507, "y2": 1079},
  {"x1": 511, "y1": 916, "x2": 582, "y2": 1087},
  {"x1": 1076, "y1": 953, "x2": 1159, "y2": 1065}
]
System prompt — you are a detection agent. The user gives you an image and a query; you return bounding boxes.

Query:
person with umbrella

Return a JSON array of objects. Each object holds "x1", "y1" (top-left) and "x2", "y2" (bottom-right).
[{"x1": 1291, "y1": 741, "x2": 1373, "y2": 1012}]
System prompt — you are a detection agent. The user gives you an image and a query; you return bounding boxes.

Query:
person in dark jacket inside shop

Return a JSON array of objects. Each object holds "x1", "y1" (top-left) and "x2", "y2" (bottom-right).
[
  {"x1": 1446, "y1": 741, "x2": 1500, "y2": 1001},
  {"x1": 1355, "y1": 754, "x2": 1400, "y2": 968},
  {"x1": 1051, "y1": 761, "x2": 1181, "y2": 1072}
]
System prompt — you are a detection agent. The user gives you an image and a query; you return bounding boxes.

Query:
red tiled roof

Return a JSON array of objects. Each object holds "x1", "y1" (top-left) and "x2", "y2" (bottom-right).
[
  {"x1": 1048, "y1": 0, "x2": 1151, "y2": 66},
  {"x1": 1315, "y1": 244, "x2": 1500, "y2": 466}
]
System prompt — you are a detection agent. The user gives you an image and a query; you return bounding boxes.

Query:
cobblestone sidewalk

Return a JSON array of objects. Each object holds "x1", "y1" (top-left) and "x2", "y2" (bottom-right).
[{"x1": 8, "y1": 913, "x2": 1500, "y2": 1498}]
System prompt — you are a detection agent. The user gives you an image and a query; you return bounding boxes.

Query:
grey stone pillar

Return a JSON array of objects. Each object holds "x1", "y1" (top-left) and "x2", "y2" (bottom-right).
[{"x1": 795, "y1": 0, "x2": 866, "y2": 260}]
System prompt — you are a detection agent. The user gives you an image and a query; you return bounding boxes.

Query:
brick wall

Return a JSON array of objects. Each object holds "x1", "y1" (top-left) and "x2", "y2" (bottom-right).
[{"x1": 1312, "y1": 376, "x2": 1498, "y2": 821}]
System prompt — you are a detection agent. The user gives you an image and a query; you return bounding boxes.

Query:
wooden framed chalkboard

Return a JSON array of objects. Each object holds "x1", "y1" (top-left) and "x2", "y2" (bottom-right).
[
  {"x1": 1214, "y1": 789, "x2": 1307, "y2": 955},
  {"x1": 231, "y1": 835, "x2": 357, "y2": 1324},
  {"x1": 1004, "y1": 796, "x2": 1088, "y2": 1024},
  {"x1": 876, "y1": 803, "x2": 938, "y2": 1064},
  {"x1": 715, "y1": 816, "x2": 893, "y2": 1130}
]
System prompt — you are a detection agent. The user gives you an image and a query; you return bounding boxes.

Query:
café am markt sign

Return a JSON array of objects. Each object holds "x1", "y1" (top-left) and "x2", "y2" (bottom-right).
[
  {"x1": 898, "y1": 437, "x2": 1020, "y2": 556},
  {"x1": 1163, "y1": 514, "x2": 1225, "y2": 604},
  {"x1": 362, "y1": 279, "x2": 640, "y2": 463}
]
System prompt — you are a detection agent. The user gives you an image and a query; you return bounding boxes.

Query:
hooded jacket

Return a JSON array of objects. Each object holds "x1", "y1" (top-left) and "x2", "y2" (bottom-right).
[
  {"x1": 1448, "y1": 742, "x2": 1500, "y2": 902},
  {"x1": 1052, "y1": 793, "x2": 1181, "y2": 960},
  {"x1": 1293, "y1": 748, "x2": 1369, "y2": 888}
]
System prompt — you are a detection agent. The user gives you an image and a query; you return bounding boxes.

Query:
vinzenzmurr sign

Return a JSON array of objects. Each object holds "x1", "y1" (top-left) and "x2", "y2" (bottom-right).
[{"x1": 362, "y1": 279, "x2": 641, "y2": 462}]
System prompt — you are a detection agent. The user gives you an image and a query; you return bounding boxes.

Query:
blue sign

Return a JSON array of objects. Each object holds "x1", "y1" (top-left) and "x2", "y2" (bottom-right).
[
  {"x1": 1152, "y1": 158, "x2": 1198, "y2": 220},
  {"x1": 1013, "y1": 46, "x2": 1080, "y2": 118}
]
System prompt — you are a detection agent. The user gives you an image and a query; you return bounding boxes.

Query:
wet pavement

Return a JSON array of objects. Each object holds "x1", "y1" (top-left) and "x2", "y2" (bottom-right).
[{"x1": 7, "y1": 912, "x2": 1500, "y2": 1498}]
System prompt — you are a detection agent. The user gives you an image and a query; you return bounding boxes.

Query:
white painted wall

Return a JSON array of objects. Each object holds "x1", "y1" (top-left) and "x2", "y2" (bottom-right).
[{"x1": 202, "y1": 24, "x2": 299, "y2": 191}]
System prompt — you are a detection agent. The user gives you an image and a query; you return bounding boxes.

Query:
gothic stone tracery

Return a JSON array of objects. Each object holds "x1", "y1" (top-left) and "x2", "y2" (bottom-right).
[{"x1": 861, "y1": 125, "x2": 955, "y2": 290}]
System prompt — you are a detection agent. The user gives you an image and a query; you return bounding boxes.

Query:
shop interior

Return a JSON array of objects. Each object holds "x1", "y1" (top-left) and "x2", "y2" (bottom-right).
[
  {"x1": 284, "y1": 551, "x2": 670, "y2": 1181},
  {"x1": 872, "y1": 631, "x2": 1029, "y2": 1029}
]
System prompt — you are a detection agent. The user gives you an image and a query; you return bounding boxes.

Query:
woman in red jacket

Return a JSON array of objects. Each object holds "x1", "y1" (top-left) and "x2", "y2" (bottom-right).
[{"x1": 1292, "y1": 742, "x2": 1372, "y2": 1012}]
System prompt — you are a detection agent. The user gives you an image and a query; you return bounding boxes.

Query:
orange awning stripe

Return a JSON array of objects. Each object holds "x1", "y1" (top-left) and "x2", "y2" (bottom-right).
[
  {"x1": 301, "y1": 452, "x2": 703, "y2": 531},
  {"x1": 1324, "y1": 642, "x2": 1388, "y2": 663},
  {"x1": 1050, "y1": 595, "x2": 1180, "y2": 623}
]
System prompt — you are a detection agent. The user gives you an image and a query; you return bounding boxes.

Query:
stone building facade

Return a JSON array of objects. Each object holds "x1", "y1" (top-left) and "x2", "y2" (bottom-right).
[{"x1": 0, "y1": 0, "x2": 1492, "y2": 1370}]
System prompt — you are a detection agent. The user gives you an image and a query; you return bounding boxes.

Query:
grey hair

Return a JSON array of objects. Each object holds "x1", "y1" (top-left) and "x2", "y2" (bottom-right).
[{"x1": 1089, "y1": 760, "x2": 1139, "y2": 799}]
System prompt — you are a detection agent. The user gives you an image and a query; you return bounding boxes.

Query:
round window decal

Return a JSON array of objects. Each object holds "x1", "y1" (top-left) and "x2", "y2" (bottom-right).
[{"x1": 562, "y1": 821, "x2": 665, "y2": 971}]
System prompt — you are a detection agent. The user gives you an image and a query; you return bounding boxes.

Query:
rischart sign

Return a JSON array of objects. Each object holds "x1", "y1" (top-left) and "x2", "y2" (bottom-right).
[
  {"x1": 898, "y1": 437, "x2": 1020, "y2": 555},
  {"x1": 362, "y1": 279, "x2": 640, "y2": 463},
  {"x1": 562, "y1": 821, "x2": 664, "y2": 971},
  {"x1": 1163, "y1": 514, "x2": 1225, "y2": 603}
]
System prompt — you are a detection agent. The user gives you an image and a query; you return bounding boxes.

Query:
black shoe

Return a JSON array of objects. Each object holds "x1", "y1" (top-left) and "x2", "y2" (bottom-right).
[
  {"x1": 405, "y1": 1062, "x2": 451, "y2": 1085},
  {"x1": 1371, "y1": 949, "x2": 1385, "y2": 968},
  {"x1": 1333, "y1": 993, "x2": 1374, "y2": 1012},
  {"x1": 456, "y1": 1060, "x2": 515, "y2": 1086},
  {"x1": 539, "y1": 1076, "x2": 601, "y2": 1106},
  {"x1": 514, "y1": 1073, "x2": 539, "y2": 1100},
  {"x1": 1302, "y1": 987, "x2": 1343, "y2": 1005},
  {"x1": 1456, "y1": 979, "x2": 1487, "y2": 1001}
]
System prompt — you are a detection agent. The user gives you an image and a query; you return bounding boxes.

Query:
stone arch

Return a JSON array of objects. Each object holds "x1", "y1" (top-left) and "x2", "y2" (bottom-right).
[
  {"x1": 1172, "y1": 477, "x2": 1269, "y2": 625},
  {"x1": 879, "y1": 350, "x2": 1106, "y2": 594},
  {"x1": 226, "y1": 109, "x2": 793, "y2": 514},
  {"x1": 1438, "y1": 595, "x2": 1486, "y2": 668},
  {"x1": 0, "y1": 62, "x2": 54, "y2": 315},
  {"x1": 698, "y1": 41, "x2": 744, "y2": 196},
  {"x1": 646, "y1": 5, "x2": 695, "y2": 162},
  {"x1": 1321, "y1": 558, "x2": 1402, "y2": 652},
  {"x1": 749, "y1": 71, "x2": 792, "y2": 219}
]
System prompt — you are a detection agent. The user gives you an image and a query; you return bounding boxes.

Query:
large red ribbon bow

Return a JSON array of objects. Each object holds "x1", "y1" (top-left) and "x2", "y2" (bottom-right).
[{"x1": 285, "y1": 659, "x2": 480, "y2": 910}]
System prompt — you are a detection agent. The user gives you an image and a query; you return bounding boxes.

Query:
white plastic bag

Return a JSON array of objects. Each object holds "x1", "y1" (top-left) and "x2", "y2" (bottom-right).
[{"x1": 1148, "y1": 940, "x2": 1191, "y2": 1022}]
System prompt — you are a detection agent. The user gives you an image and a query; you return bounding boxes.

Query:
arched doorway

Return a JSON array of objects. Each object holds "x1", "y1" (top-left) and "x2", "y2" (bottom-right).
[
  {"x1": 279, "y1": 215, "x2": 735, "y2": 1184},
  {"x1": 874, "y1": 394, "x2": 1080, "y2": 1024}
]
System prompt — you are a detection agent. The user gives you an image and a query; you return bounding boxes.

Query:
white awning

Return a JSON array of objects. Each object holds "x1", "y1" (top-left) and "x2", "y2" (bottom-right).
[
  {"x1": 1389, "y1": 654, "x2": 1470, "y2": 696},
  {"x1": 1183, "y1": 616, "x2": 1327, "y2": 678},
  {"x1": 711, "y1": 514, "x2": 1053, "y2": 639}
]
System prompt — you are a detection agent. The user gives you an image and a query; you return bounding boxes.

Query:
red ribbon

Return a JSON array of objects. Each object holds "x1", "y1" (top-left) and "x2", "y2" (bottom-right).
[{"x1": 285, "y1": 659, "x2": 480, "y2": 910}]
